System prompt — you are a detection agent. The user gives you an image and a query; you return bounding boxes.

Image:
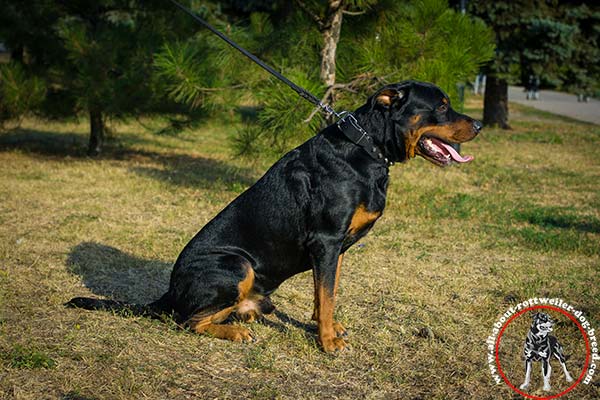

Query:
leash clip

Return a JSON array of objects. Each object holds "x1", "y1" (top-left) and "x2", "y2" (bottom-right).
[{"x1": 346, "y1": 114, "x2": 368, "y2": 144}]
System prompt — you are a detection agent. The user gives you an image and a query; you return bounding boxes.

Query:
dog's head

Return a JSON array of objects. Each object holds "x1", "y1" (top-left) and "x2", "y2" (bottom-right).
[
  {"x1": 359, "y1": 80, "x2": 481, "y2": 166},
  {"x1": 531, "y1": 312, "x2": 554, "y2": 337}
]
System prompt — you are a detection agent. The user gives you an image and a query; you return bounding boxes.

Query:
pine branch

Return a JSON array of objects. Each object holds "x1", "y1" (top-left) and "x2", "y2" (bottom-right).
[
  {"x1": 294, "y1": 0, "x2": 326, "y2": 30},
  {"x1": 303, "y1": 82, "x2": 357, "y2": 123}
]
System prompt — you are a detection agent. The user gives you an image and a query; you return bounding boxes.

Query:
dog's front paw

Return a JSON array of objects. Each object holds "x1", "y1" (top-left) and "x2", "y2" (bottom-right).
[
  {"x1": 519, "y1": 383, "x2": 529, "y2": 390},
  {"x1": 566, "y1": 374, "x2": 574, "y2": 383},
  {"x1": 320, "y1": 336, "x2": 348, "y2": 353},
  {"x1": 333, "y1": 321, "x2": 348, "y2": 337}
]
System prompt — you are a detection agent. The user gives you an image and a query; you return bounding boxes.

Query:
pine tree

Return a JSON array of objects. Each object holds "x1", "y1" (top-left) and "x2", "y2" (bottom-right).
[
  {"x1": 0, "y1": 0, "x2": 191, "y2": 155},
  {"x1": 0, "y1": 63, "x2": 45, "y2": 129},
  {"x1": 156, "y1": 0, "x2": 494, "y2": 158},
  {"x1": 468, "y1": 0, "x2": 595, "y2": 128}
]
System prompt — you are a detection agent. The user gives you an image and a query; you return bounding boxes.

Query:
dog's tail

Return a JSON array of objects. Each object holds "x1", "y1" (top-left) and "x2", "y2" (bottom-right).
[{"x1": 65, "y1": 293, "x2": 173, "y2": 321}]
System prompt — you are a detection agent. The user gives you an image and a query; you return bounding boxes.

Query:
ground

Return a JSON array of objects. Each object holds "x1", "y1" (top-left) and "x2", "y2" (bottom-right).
[
  {"x1": 508, "y1": 86, "x2": 600, "y2": 125},
  {"x1": 0, "y1": 98, "x2": 599, "y2": 399}
]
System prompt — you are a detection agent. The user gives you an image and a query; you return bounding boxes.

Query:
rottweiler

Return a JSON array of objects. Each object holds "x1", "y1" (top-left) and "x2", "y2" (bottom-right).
[
  {"x1": 520, "y1": 312, "x2": 574, "y2": 392},
  {"x1": 68, "y1": 80, "x2": 481, "y2": 352}
]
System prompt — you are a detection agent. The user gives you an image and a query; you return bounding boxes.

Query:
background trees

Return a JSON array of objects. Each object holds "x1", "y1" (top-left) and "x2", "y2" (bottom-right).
[
  {"x1": 1, "y1": 0, "x2": 495, "y2": 157},
  {"x1": 0, "y1": 0, "x2": 192, "y2": 154},
  {"x1": 156, "y1": 0, "x2": 494, "y2": 157},
  {"x1": 468, "y1": 0, "x2": 600, "y2": 128}
]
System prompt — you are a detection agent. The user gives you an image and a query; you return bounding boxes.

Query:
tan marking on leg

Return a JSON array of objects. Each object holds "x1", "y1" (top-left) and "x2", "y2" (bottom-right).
[
  {"x1": 313, "y1": 255, "x2": 347, "y2": 337},
  {"x1": 188, "y1": 306, "x2": 235, "y2": 334},
  {"x1": 316, "y1": 283, "x2": 347, "y2": 352},
  {"x1": 237, "y1": 263, "x2": 255, "y2": 300},
  {"x1": 189, "y1": 263, "x2": 256, "y2": 342},
  {"x1": 332, "y1": 254, "x2": 347, "y2": 337}
]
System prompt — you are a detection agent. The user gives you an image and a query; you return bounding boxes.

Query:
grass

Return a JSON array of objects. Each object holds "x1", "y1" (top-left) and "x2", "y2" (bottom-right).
[
  {"x1": 4, "y1": 345, "x2": 57, "y2": 370},
  {"x1": 1, "y1": 98, "x2": 599, "y2": 399}
]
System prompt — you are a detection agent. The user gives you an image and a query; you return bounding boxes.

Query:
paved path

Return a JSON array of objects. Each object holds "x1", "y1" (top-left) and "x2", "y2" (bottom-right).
[{"x1": 508, "y1": 86, "x2": 600, "y2": 125}]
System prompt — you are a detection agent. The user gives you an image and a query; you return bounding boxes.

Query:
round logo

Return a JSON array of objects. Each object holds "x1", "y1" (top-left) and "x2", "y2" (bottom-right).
[{"x1": 487, "y1": 299, "x2": 598, "y2": 399}]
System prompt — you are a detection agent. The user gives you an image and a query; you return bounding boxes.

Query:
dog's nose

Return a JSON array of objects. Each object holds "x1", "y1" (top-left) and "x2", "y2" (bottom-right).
[{"x1": 473, "y1": 120, "x2": 483, "y2": 133}]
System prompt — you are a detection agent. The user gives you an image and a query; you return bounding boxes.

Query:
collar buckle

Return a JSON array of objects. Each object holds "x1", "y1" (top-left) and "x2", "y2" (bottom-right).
[{"x1": 337, "y1": 113, "x2": 392, "y2": 168}]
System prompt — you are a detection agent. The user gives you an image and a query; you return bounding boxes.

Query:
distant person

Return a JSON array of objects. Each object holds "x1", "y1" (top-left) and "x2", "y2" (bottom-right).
[
  {"x1": 526, "y1": 75, "x2": 540, "y2": 100},
  {"x1": 577, "y1": 86, "x2": 589, "y2": 102}
]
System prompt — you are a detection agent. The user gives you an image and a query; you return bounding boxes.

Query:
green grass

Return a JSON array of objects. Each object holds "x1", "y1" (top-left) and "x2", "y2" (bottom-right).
[
  {"x1": 0, "y1": 98, "x2": 599, "y2": 399},
  {"x1": 5, "y1": 345, "x2": 57, "y2": 369}
]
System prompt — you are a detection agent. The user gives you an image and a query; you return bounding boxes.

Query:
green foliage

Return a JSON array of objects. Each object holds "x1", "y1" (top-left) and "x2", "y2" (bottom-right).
[
  {"x1": 154, "y1": 8, "x2": 284, "y2": 114},
  {"x1": 0, "y1": 0, "x2": 495, "y2": 157},
  {"x1": 161, "y1": 0, "x2": 494, "y2": 157},
  {"x1": 5, "y1": 345, "x2": 56, "y2": 369},
  {"x1": 352, "y1": 0, "x2": 494, "y2": 104},
  {"x1": 155, "y1": 41, "x2": 219, "y2": 109},
  {"x1": 520, "y1": 17, "x2": 577, "y2": 83},
  {"x1": 0, "y1": 63, "x2": 46, "y2": 127},
  {"x1": 559, "y1": 4, "x2": 600, "y2": 94},
  {"x1": 0, "y1": 0, "x2": 194, "y2": 151},
  {"x1": 469, "y1": 1, "x2": 600, "y2": 92}
]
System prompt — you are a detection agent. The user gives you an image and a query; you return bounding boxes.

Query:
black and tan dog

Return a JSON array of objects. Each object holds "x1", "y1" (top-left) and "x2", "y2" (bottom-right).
[
  {"x1": 520, "y1": 312, "x2": 574, "y2": 391},
  {"x1": 68, "y1": 80, "x2": 481, "y2": 352}
]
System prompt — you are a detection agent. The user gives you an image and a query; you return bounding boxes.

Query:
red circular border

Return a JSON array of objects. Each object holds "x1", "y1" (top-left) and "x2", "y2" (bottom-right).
[{"x1": 494, "y1": 305, "x2": 591, "y2": 399}]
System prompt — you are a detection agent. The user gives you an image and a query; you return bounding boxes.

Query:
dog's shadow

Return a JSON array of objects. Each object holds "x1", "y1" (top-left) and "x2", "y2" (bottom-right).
[
  {"x1": 67, "y1": 242, "x2": 171, "y2": 304},
  {"x1": 67, "y1": 242, "x2": 317, "y2": 335}
]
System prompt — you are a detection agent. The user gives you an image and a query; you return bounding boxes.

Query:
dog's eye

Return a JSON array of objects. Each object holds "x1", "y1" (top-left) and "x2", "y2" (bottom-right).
[{"x1": 437, "y1": 104, "x2": 448, "y2": 113}]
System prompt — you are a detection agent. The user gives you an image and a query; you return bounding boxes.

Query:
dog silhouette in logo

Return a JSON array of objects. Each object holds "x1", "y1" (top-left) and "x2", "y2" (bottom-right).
[{"x1": 519, "y1": 312, "x2": 574, "y2": 392}]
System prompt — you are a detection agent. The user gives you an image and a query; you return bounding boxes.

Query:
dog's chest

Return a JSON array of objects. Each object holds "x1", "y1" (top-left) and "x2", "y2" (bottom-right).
[
  {"x1": 340, "y1": 203, "x2": 383, "y2": 250},
  {"x1": 348, "y1": 204, "x2": 382, "y2": 235}
]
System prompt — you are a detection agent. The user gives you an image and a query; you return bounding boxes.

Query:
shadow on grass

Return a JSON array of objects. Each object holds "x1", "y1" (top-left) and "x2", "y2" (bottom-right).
[
  {"x1": 67, "y1": 243, "x2": 318, "y2": 337},
  {"x1": 0, "y1": 128, "x2": 257, "y2": 190},
  {"x1": 0, "y1": 128, "x2": 88, "y2": 156},
  {"x1": 60, "y1": 393, "x2": 97, "y2": 400},
  {"x1": 264, "y1": 310, "x2": 317, "y2": 335},
  {"x1": 129, "y1": 154, "x2": 255, "y2": 190},
  {"x1": 513, "y1": 207, "x2": 600, "y2": 234},
  {"x1": 67, "y1": 242, "x2": 171, "y2": 304}
]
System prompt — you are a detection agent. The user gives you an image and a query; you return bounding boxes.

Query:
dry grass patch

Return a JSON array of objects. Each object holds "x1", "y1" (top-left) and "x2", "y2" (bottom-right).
[{"x1": 1, "y1": 102, "x2": 599, "y2": 399}]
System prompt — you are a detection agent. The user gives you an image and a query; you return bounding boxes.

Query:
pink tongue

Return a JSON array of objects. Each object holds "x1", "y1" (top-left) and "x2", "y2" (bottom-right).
[{"x1": 439, "y1": 142, "x2": 474, "y2": 163}]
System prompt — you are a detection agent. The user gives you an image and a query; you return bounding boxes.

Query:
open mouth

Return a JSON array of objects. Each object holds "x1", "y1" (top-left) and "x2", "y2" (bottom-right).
[{"x1": 417, "y1": 135, "x2": 474, "y2": 166}]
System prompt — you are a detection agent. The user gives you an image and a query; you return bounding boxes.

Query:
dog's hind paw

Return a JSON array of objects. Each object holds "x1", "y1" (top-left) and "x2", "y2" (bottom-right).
[
  {"x1": 519, "y1": 383, "x2": 529, "y2": 390},
  {"x1": 566, "y1": 374, "x2": 574, "y2": 383}
]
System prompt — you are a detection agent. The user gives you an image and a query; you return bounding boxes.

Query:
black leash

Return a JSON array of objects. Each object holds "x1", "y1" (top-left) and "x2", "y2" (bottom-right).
[
  {"x1": 167, "y1": 0, "x2": 391, "y2": 167},
  {"x1": 167, "y1": 0, "x2": 339, "y2": 118}
]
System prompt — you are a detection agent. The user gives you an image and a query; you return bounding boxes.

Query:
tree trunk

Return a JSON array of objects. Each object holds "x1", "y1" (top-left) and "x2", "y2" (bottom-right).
[
  {"x1": 296, "y1": 0, "x2": 345, "y2": 124},
  {"x1": 88, "y1": 108, "x2": 104, "y2": 156},
  {"x1": 483, "y1": 75, "x2": 511, "y2": 129},
  {"x1": 320, "y1": 0, "x2": 344, "y2": 124},
  {"x1": 10, "y1": 45, "x2": 24, "y2": 64},
  {"x1": 320, "y1": 0, "x2": 344, "y2": 87}
]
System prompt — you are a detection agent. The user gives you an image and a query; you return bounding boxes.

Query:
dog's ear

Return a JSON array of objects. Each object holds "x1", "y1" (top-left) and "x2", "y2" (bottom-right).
[{"x1": 372, "y1": 86, "x2": 409, "y2": 109}]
